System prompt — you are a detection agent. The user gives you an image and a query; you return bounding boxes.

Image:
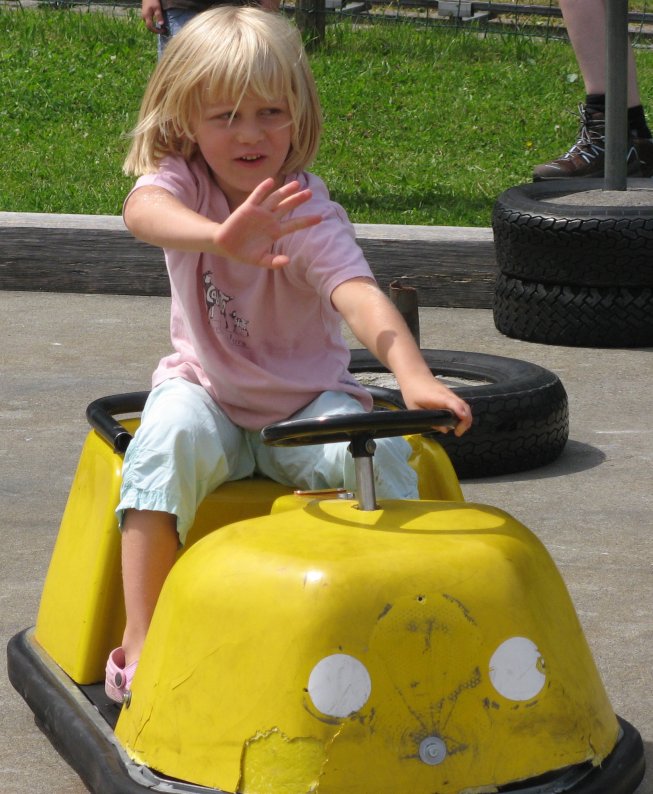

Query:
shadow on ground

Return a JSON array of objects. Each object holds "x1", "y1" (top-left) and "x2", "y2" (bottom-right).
[{"x1": 462, "y1": 438, "x2": 606, "y2": 484}]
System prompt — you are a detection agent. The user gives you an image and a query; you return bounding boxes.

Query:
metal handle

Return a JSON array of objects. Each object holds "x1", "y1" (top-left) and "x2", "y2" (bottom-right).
[{"x1": 85, "y1": 392, "x2": 149, "y2": 454}]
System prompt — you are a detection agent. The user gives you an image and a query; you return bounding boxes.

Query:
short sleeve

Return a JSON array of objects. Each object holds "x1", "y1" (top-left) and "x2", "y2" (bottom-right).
[{"x1": 277, "y1": 173, "x2": 374, "y2": 301}]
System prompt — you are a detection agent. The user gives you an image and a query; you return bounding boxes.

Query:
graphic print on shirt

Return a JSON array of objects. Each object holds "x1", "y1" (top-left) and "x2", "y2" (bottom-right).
[
  {"x1": 230, "y1": 311, "x2": 250, "y2": 337},
  {"x1": 203, "y1": 270, "x2": 250, "y2": 347},
  {"x1": 203, "y1": 271, "x2": 232, "y2": 329}
]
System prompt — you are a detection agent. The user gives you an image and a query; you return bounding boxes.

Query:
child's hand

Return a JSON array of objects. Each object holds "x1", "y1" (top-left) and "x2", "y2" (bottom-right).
[
  {"x1": 401, "y1": 376, "x2": 472, "y2": 438},
  {"x1": 214, "y1": 178, "x2": 322, "y2": 268}
]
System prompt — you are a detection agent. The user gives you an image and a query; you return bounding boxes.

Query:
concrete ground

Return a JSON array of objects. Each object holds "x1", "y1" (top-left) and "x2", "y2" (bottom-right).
[{"x1": 1, "y1": 290, "x2": 651, "y2": 793}]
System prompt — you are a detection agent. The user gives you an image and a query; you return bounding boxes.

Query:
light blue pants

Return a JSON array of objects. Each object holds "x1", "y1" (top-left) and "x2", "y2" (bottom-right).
[{"x1": 117, "y1": 378, "x2": 417, "y2": 544}]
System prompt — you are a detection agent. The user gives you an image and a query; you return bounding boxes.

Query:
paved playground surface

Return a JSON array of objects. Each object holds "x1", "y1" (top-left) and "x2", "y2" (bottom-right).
[{"x1": 1, "y1": 290, "x2": 651, "y2": 793}]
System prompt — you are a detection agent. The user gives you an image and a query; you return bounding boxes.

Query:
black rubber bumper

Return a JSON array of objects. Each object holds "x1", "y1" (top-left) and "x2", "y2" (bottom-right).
[
  {"x1": 7, "y1": 629, "x2": 154, "y2": 794},
  {"x1": 7, "y1": 628, "x2": 646, "y2": 794}
]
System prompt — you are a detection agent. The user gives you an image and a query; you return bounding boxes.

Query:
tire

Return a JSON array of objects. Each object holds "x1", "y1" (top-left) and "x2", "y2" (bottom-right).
[
  {"x1": 492, "y1": 180, "x2": 653, "y2": 288},
  {"x1": 349, "y1": 348, "x2": 569, "y2": 479},
  {"x1": 494, "y1": 273, "x2": 653, "y2": 348}
]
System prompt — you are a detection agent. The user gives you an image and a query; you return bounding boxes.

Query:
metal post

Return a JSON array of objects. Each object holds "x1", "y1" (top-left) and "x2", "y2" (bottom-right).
[
  {"x1": 354, "y1": 457, "x2": 378, "y2": 511},
  {"x1": 295, "y1": 0, "x2": 325, "y2": 48},
  {"x1": 389, "y1": 280, "x2": 421, "y2": 347},
  {"x1": 604, "y1": 0, "x2": 629, "y2": 190},
  {"x1": 349, "y1": 437, "x2": 378, "y2": 511}
]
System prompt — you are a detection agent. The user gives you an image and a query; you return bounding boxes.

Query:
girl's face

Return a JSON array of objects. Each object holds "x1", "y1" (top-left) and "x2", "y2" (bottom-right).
[{"x1": 193, "y1": 94, "x2": 293, "y2": 210}]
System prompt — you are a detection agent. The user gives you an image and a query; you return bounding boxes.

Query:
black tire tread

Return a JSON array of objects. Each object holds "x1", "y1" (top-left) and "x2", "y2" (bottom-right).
[
  {"x1": 493, "y1": 273, "x2": 653, "y2": 348},
  {"x1": 493, "y1": 181, "x2": 653, "y2": 287}
]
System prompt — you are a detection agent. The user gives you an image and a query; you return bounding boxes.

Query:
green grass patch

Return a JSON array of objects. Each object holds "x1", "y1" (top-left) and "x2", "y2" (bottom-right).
[
  {"x1": 2, "y1": 7, "x2": 653, "y2": 225},
  {"x1": 0, "y1": 7, "x2": 151, "y2": 215}
]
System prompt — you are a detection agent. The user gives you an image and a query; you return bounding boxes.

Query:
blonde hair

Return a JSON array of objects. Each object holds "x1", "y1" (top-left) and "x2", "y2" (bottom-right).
[{"x1": 123, "y1": 6, "x2": 322, "y2": 176}]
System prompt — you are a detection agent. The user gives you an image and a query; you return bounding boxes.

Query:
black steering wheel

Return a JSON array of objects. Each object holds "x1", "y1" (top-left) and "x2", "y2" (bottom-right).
[{"x1": 261, "y1": 409, "x2": 457, "y2": 452}]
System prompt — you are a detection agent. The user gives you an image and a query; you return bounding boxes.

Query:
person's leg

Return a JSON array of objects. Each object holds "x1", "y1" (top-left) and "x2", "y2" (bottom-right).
[
  {"x1": 560, "y1": 0, "x2": 608, "y2": 97},
  {"x1": 157, "y1": 7, "x2": 197, "y2": 58},
  {"x1": 254, "y1": 392, "x2": 418, "y2": 500},
  {"x1": 120, "y1": 509, "x2": 178, "y2": 667},
  {"x1": 533, "y1": 0, "x2": 652, "y2": 179},
  {"x1": 107, "y1": 379, "x2": 253, "y2": 700},
  {"x1": 560, "y1": 0, "x2": 640, "y2": 107}
]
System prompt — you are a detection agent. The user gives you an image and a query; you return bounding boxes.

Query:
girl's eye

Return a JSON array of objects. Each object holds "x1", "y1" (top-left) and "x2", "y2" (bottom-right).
[{"x1": 207, "y1": 110, "x2": 235, "y2": 123}]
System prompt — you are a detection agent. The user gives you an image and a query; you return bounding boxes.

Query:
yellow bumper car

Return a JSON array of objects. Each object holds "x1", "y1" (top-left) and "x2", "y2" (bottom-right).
[{"x1": 7, "y1": 393, "x2": 645, "y2": 794}]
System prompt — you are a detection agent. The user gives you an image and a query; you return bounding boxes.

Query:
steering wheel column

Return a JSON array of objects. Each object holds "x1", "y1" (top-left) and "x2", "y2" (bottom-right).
[
  {"x1": 348, "y1": 435, "x2": 378, "y2": 511},
  {"x1": 261, "y1": 409, "x2": 458, "y2": 512}
]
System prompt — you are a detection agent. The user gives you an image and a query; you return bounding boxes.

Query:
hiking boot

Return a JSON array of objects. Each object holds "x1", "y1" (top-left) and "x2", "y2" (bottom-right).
[
  {"x1": 533, "y1": 104, "x2": 653, "y2": 181},
  {"x1": 633, "y1": 135, "x2": 653, "y2": 177}
]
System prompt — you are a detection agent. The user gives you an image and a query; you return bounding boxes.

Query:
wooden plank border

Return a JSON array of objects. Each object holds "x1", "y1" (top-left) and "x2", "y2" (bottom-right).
[{"x1": 0, "y1": 212, "x2": 497, "y2": 308}]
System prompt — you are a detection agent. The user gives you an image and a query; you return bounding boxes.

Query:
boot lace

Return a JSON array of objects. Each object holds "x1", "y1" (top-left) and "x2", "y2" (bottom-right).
[{"x1": 561, "y1": 103, "x2": 605, "y2": 164}]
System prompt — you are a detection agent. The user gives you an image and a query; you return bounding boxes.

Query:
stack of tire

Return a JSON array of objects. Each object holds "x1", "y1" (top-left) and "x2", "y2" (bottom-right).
[{"x1": 492, "y1": 180, "x2": 653, "y2": 347}]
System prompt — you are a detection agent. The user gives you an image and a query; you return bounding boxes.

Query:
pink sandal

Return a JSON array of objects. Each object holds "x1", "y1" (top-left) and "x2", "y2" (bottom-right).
[{"x1": 105, "y1": 647, "x2": 138, "y2": 704}]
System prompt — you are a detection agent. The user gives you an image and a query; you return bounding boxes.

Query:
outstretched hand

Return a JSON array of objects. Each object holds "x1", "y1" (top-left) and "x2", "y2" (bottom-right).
[{"x1": 214, "y1": 178, "x2": 322, "y2": 268}]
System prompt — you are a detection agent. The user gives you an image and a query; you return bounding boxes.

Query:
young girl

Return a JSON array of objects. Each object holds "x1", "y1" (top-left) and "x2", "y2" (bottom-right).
[{"x1": 105, "y1": 5, "x2": 472, "y2": 703}]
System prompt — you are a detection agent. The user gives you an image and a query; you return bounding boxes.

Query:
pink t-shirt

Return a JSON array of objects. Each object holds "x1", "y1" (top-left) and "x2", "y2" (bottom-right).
[{"x1": 128, "y1": 155, "x2": 374, "y2": 430}]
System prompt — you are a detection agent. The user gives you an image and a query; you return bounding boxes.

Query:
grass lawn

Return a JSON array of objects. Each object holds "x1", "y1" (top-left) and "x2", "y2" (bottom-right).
[{"x1": 2, "y1": 6, "x2": 653, "y2": 226}]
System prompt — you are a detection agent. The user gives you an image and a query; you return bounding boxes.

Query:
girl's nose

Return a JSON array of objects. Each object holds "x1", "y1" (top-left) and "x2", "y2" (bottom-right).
[{"x1": 236, "y1": 119, "x2": 264, "y2": 144}]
